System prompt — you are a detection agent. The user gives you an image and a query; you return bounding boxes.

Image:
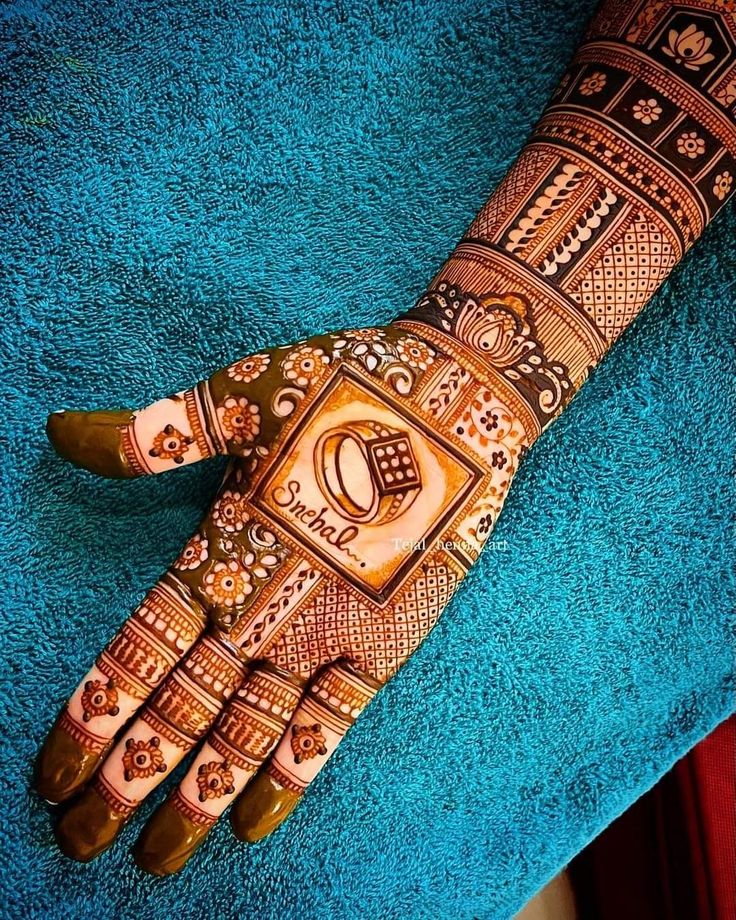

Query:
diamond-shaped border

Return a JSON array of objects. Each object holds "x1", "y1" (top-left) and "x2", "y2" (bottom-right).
[{"x1": 252, "y1": 364, "x2": 487, "y2": 606}]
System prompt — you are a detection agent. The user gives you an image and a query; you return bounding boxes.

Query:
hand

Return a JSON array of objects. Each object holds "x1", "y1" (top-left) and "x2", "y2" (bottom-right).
[
  {"x1": 36, "y1": 320, "x2": 528, "y2": 874},
  {"x1": 36, "y1": 0, "x2": 736, "y2": 878}
]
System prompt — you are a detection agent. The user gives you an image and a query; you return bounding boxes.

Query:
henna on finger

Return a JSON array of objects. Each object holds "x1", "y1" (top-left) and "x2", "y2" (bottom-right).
[
  {"x1": 35, "y1": 573, "x2": 206, "y2": 803},
  {"x1": 55, "y1": 635, "x2": 245, "y2": 861},
  {"x1": 134, "y1": 662, "x2": 305, "y2": 875},
  {"x1": 231, "y1": 661, "x2": 382, "y2": 843},
  {"x1": 44, "y1": 351, "x2": 270, "y2": 479},
  {"x1": 46, "y1": 384, "x2": 226, "y2": 478}
]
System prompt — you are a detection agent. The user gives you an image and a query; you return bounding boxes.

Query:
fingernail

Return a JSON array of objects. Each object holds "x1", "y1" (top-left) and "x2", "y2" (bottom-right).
[
  {"x1": 34, "y1": 721, "x2": 103, "y2": 804},
  {"x1": 55, "y1": 787, "x2": 127, "y2": 862},
  {"x1": 46, "y1": 409, "x2": 136, "y2": 479},
  {"x1": 134, "y1": 800, "x2": 211, "y2": 876},
  {"x1": 230, "y1": 772, "x2": 301, "y2": 843}
]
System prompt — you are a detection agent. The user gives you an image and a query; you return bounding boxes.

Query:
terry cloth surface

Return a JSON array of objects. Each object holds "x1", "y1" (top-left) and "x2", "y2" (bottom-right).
[{"x1": 1, "y1": 0, "x2": 734, "y2": 917}]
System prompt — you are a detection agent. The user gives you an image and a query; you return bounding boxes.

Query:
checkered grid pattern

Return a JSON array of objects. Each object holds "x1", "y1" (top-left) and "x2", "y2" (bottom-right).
[
  {"x1": 567, "y1": 209, "x2": 677, "y2": 340},
  {"x1": 269, "y1": 562, "x2": 458, "y2": 682}
]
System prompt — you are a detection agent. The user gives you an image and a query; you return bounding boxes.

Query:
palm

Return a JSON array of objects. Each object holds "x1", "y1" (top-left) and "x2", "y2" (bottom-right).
[{"x1": 36, "y1": 321, "x2": 527, "y2": 874}]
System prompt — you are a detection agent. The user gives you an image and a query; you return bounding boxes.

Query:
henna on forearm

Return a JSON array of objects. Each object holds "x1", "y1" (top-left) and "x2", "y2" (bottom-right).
[
  {"x1": 34, "y1": 0, "x2": 735, "y2": 877},
  {"x1": 399, "y1": 0, "x2": 736, "y2": 436}
]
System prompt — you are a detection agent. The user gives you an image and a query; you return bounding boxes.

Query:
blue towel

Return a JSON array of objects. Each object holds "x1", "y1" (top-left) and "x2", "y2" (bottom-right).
[{"x1": 1, "y1": 0, "x2": 734, "y2": 916}]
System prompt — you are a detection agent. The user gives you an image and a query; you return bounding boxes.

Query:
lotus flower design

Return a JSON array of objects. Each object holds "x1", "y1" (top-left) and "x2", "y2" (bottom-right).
[
  {"x1": 663, "y1": 24, "x2": 715, "y2": 70},
  {"x1": 453, "y1": 293, "x2": 534, "y2": 367}
]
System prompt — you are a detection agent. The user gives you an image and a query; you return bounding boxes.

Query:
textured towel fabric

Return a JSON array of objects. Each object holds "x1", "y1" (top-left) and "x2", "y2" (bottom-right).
[{"x1": 1, "y1": 0, "x2": 734, "y2": 917}]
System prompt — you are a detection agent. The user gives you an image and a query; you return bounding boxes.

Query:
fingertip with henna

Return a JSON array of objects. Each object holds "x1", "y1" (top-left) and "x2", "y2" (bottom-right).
[
  {"x1": 34, "y1": 721, "x2": 102, "y2": 804},
  {"x1": 134, "y1": 801, "x2": 211, "y2": 876},
  {"x1": 230, "y1": 772, "x2": 302, "y2": 843},
  {"x1": 46, "y1": 409, "x2": 136, "y2": 479},
  {"x1": 55, "y1": 787, "x2": 127, "y2": 862}
]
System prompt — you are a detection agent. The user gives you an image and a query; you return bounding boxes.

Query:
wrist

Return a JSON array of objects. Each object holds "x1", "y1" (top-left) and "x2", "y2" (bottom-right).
[{"x1": 396, "y1": 274, "x2": 589, "y2": 441}]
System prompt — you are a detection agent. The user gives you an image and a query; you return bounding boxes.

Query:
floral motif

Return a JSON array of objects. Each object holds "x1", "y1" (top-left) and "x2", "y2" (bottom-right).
[
  {"x1": 478, "y1": 409, "x2": 499, "y2": 434},
  {"x1": 491, "y1": 450, "x2": 508, "y2": 471},
  {"x1": 211, "y1": 489, "x2": 249, "y2": 533},
  {"x1": 579, "y1": 71, "x2": 607, "y2": 95},
  {"x1": 663, "y1": 24, "x2": 715, "y2": 70},
  {"x1": 174, "y1": 533, "x2": 209, "y2": 570},
  {"x1": 282, "y1": 345, "x2": 330, "y2": 388},
  {"x1": 676, "y1": 130, "x2": 706, "y2": 159},
  {"x1": 81, "y1": 678, "x2": 119, "y2": 722},
  {"x1": 333, "y1": 328, "x2": 385, "y2": 346},
  {"x1": 217, "y1": 396, "x2": 260, "y2": 445},
  {"x1": 196, "y1": 760, "x2": 236, "y2": 801},
  {"x1": 632, "y1": 98, "x2": 662, "y2": 125},
  {"x1": 713, "y1": 171, "x2": 733, "y2": 201},
  {"x1": 332, "y1": 332, "x2": 392, "y2": 375},
  {"x1": 454, "y1": 294, "x2": 533, "y2": 366},
  {"x1": 148, "y1": 425, "x2": 194, "y2": 464},
  {"x1": 240, "y1": 548, "x2": 280, "y2": 580},
  {"x1": 474, "y1": 511, "x2": 496, "y2": 542},
  {"x1": 396, "y1": 336, "x2": 435, "y2": 370},
  {"x1": 122, "y1": 736, "x2": 167, "y2": 781},
  {"x1": 226, "y1": 353, "x2": 270, "y2": 383},
  {"x1": 203, "y1": 559, "x2": 252, "y2": 608},
  {"x1": 457, "y1": 392, "x2": 518, "y2": 459},
  {"x1": 290, "y1": 723, "x2": 328, "y2": 764}
]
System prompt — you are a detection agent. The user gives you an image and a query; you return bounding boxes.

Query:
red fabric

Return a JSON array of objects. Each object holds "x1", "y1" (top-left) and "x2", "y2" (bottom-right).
[
  {"x1": 569, "y1": 715, "x2": 736, "y2": 920},
  {"x1": 683, "y1": 717, "x2": 736, "y2": 920}
]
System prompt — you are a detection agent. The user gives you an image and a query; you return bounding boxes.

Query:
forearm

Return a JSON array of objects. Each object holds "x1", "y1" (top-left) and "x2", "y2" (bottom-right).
[{"x1": 398, "y1": 0, "x2": 736, "y2": 440}]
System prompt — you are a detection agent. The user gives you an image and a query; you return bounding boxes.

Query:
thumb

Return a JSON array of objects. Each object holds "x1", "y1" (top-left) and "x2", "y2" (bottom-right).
[{"x1": 47, "y1": 351, "x2": 274, "y2": 478}]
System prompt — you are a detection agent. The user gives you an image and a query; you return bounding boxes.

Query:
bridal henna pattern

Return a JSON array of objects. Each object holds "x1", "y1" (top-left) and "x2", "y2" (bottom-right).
[
  {"x1": 36, "y1": 0, "x2": 735, "y2": 878},
  {"x1": 401, "y1": 0, "x2": 736, "y2": 431},
  {"x1": 40, "y1": 324, "x2": 528, "y2": 870}
]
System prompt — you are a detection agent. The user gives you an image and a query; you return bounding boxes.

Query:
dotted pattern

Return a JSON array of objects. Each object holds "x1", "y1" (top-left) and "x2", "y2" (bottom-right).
[
  {"x1": 369, "y1": 433, "x2": 421, "y2": 495},
  {"x1": 568, "y1": 209, "x2": 677, "y2": 340},
  {"x1": 269, "y1": 560, "x2": 458, "y2": 681}
]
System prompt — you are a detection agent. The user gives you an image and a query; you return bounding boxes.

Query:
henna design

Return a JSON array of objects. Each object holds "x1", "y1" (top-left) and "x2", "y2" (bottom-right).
[
  {"x1": 264, "y1": 662, "x2": 381, "y2": 794},
  {"x1": 161, "y1": 664, "x2": 305, "y2": 828},
  {"x1": 290, "y1": 724, "x2": 328, "y2": 763},
  {"x1": 38, "y1": 0, "x2": 735, "y2": 874},
  {"x1": 281, "y1": 344, "x2": 331, "y2": 387},
  {"x1": 53, "y1": 574, "x2": 207, "y2": 766},
  {"x1": 226, "y1": 353, "x2": 271, "y2": 383},
  {"x1": 81, "y1": 679, "x2": 119, "y2": 722},
  {"x1": 196, "y1": 761, "x2": 236, "y2": 801},
  {"x1": 399, "y1": 0, "x2": 736, "y2": 428},
  {"x1": 123, "y1": 737, "x2": 167, "y2": 782},
  {"x1": 394, "y1": 335, "x2": 435, "y2": 370},
  {"x1": 203, "y1": 560, "x2": 253, "y2": 608},
  {"x1": 407, "y1": 284, "x2": 572, "y2": 419},
  {"x1": 210, "y1": 489, "x2": 250, "y2": 534},
  {"x1": 43, "y1": 322, "x2": 524, "y2": 852},
  {"x1": 149, "y1": 425, "x2": 195, "y2": 464},
  {"x1": 216, "y1": 396, "x2": 261, "y2": 447},
  {"x1": 174, "y1": 534, "x2": 209, "y2": 571}
]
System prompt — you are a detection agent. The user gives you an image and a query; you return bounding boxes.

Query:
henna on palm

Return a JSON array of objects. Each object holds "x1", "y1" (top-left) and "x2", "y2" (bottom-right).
[{"x1": 35, "y1": 0, "x2": 735, "y2": 876}]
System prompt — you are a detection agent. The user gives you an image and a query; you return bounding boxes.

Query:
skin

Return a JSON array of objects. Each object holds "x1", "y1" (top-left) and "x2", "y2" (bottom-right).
[{"x1": 36, "y1": 0, "x2": 736, "y2": 876}]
